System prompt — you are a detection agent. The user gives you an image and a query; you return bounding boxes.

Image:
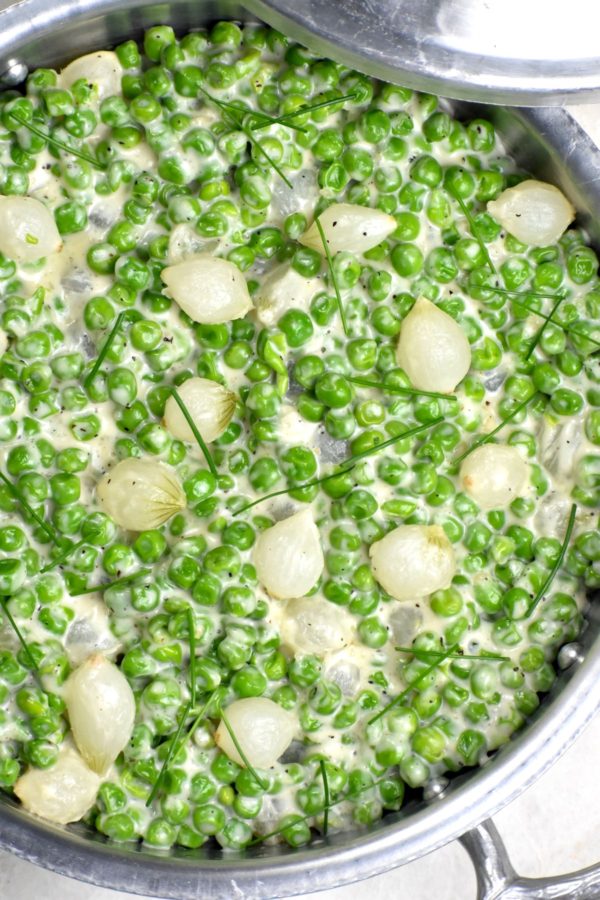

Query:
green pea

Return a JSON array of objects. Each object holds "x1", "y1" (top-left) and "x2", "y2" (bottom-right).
[
  {"x1": 24, "y1": 739, "x2": 59, "y2": 769},
  {"x1": 412, "y1": 725, "x2": 447, "y2": 763},
  {"x1": 231, "y1": 666, "x2": 267, "y2": 698},
  {"x1": 99, "y1": 812, "x2": 136, "y2": 841},
  {"x1": 567, "y1": 246, "x2": 597, "y2": 284},
  {"x1": 357, "y1": 616, "x2": 388, "y2": 648},
  {"x1": 343, "y1": 489, "x2": 377, "y2": 520},
  {"x1": 391, "y1": 242, "x2": 423, "y2": 277},
  {"x1": 410, "y1": 154, "x2": 442, "y2": 187},
  {"x1": 467, "y1": 118, "x2": 495, "y2": 151},
  {"x1": 279, "y1": 446, "x2": 317, "y2": 483},
  {"x1": 423, "y1": 111, "x2": 452, "y2": 142},
  {"x1": 444, "y1": 166, "x2": 475, "y2": 199},
  {"x1": 289, "y1": 655, "x2": 321, "y2": 688},
  {"x1": 245, "y1": 383, "x2": 280, "y2": 419},
  {"x1": 314, "y1": 373, "x2": 353, "y2": 408},
  {"x1": 430, "y1": 586, "x2": 463, "y2": 617},
  {"x1": 106, "y1": 368, "x2": 138, "y2": 407},
  {"x1": 210, "y1": 753, "x2": 240, "y2": 789},
  {"x1": 342, "y1": 147, "x2": 373, "y2": 181},
  {"x1": 471, "y1": 337, "x2": 502, "y2": 371},
  {"x1": 0, "y1": 558, "x2": 25, "y2": 594},
  {"x1": 550, "y1": 388, "x2": 584, "y2": 416},
  {"x1": 49, "y1": 473, "x2": 80, "y2": 506},
  {"x1": 292, "y1": 356, "x2": 323, "y2": 391},
  {"x1": 456, "y1": 729, "x2": 486, "y2": 765},
  {"x1": 278, "y1": 309, "x2": 314, "y2": 347}
]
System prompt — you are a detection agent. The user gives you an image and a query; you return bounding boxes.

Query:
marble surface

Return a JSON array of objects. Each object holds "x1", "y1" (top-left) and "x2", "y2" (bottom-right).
[{"x1": 1, "y1": 102, "x2": 599, "y2": 900}]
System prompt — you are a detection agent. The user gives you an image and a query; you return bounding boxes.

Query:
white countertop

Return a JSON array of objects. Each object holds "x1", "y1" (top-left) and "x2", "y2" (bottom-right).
[{"x1": 1, "y1": 103, "x2": 599, "y2": 900}]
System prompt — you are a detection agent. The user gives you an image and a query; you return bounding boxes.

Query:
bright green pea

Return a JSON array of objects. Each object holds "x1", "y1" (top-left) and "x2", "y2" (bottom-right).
[
  {"x1": 567, "y1": 246, "x2": 598, "y2": 284},
  {"x1": 278, "y1": 309, "x2": 313, "y2": 348},
  {"x1": 342, "y1": 147, "x2": 373, "y2": 181},
  {"x1": 314, "y1": 373, "x2": 353, "y2": 408},
  {"x1": 49, "y1": 473, "x2": 80, "y2": 506},
  {"x1": 231, "y1": 666, "x2": 267, "y2": 698},
  {"x1": 410, "y1": 154, "x2": 442, "y2": 187},
  {"x1": 444, "y1": 165, "x2": 475, "y2": 199},
  {"x1": 24, "y1": 739, "x2": 59, "y2": 769},
  {"x1": 87, "y1": 244, "x2": 119, "y2": 276},
  {"x1": 471, "y1": 337, "x2": 502, "y2": 370},
  {"x1": 391, "y1": 242, "x2": 423, "y2": 277},
  {"x1": 280, "y1": 446, "x2": 317, "y2": 482},
  {"x1": 550, "y1": 388, "x2": 584, "y2": 416},
  {"x1": 357, "y1": 616, "x2": 388, "y2": 648}
]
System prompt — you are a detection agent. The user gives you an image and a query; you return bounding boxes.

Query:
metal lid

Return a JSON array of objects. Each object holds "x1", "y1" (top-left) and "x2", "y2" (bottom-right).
[{"x1": 252, "y1": 0, "x2": 600, "y2": 104}]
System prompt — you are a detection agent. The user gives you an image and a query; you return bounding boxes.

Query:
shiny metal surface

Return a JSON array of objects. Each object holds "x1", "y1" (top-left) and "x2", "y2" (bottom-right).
[
  {"x1": 0, "y1": 2, "x2": 599, "y2": 898},
  {"x1": 2, "y1": 0, "x2": 600, "y2": 103},
  {"x1": 253, "y1": 0, "x2": 600, "y2": 105},
  {"x1": 461, "y1": 820, "x2": 600, "y2": 900}
]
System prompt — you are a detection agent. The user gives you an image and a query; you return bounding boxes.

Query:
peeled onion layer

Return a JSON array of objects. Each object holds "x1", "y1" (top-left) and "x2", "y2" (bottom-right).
[
  {"x1": 14, "y1": 744, "x2": 100, "y2": 824},
  {"x1": 0, "y1": 196, "x2": 62, "y2": 263},
  {"x1": 160, "y1": 254, "x2": 253, "y2": 323},
  {"x1": 281, "y1": 596, "x2": 355, "y2": 654},
  {"x1": 64, "y1": 653, "x2": 136, "y2": 775},
  {"x1": 396, "y1": 297, "x2": 471, "y2": 394},
  {"x1": 163, "y1": 376, "x2": 236, "y2": 443},
  {"x1": 59, "y1": 51, "x2": 123, "y2": 102},
  {"x1": 459, "y1": 443, "x2": 529, "y2": 510},
  {"x1": 251, "y1": 508, "x2": 324, "y2": 600},
  {"x1": 215, "y1": 698, "x2": 297, "y2": 769},
  {"x1": 487, "y1": 179, "x2": 575, "y2": 247},
  {"x1": 369, "y1": 524, "x2": 456, "y2": 601},
  {"x1": 96, "y1": 458, "x2": 186, "y2": 531},
  {"x1": 299, "y1": 202, "x2": 397, "y2": 256},
  {"x1": 254, "y1": 263, "x2": 323, "y2": 327}
]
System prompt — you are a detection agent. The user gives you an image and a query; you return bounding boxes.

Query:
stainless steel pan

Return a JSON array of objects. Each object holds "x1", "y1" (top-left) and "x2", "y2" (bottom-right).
[{"x1": 0, "y1": 4, "x2": 599, "y2": 898}]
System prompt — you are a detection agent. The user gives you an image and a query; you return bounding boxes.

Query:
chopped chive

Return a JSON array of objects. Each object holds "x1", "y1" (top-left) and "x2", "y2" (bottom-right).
[
  {"x1": 146, "y1": 688, "x2": 221, "y2": 807},
  {"x1": 234, "y1": 417, "x2": 442, "y2": 515},
  {"x1": 219, "y1": 708, "x2": 268, "y2": 790},
  {"x1": 343, "y1": 417, "x2": 444, "y2": 467},
  {"x1": 40, "y1": 537, "x2": 87, "y2": 574},
  {"x1": 0, "y1": 471, "x2": 58, "y2": 543},
  {"x1": 345, "y1": 374, "x2": 455, "y2": 401},
  {"x1": 11, "y1": 112, "x2": 106, "y2": 170},
  {"x1": 83, "y1": 312, "x2": 126, "y2": 390},
  {"x1": 0, "y1": 597, "x2": 40, "y2": 674},
  {"x1": 40, "y1": 527, "x2": 103, "y2": 574},
  {"x1": 451, "y1": 191, "x2": 496, "y2": 274},
  {"x1": 199, "y1": 88, "x2": 293, "y2": 187},
  {"x1": 525, "y1": 294, "x2": 566, "y2": 360},
  {"x1": 395, "y1": 646, "x2": 509, "y2": 662},
  {"x1": 479, "y1": 287, "x2": 600, "y2": 350},
  {"x1": 69, "y1": 568, "x2": 152, "y2": 596},
  {"x1": 233, "y1": 466, "x2": 357, "y2": 516},
  {"x1": 146, "y1": 700, "x2": 192, "y2": 807},
  {"x1": 197, "y1": 88, "x2": 306, "y2": 133},
  {"x1": 251, "y1": 91, "x2": 358, "y2": 130},
  {"x1": 316, "y1": 217, "x2": 350, "y2": 337},
  {"x1": 319, "y1": 759, "x2": 330, "y2": 835},
  {"x1": 485, "y1": 285, "x2": 558, "y2": 302},
  {"x1": 248, "y1": 775, "x2": 391, "y2": 846},
  {"x1": 452, "y1": 393, "x2": 539, "y2": 466},
  {"x1": 526, "y1": 503, "x2": 577, "y2": 618},
  {"x1": 239, "y1": 121, "x2": 293, "y2": 189},
  {"x1": 368, "y1": 643, "x2": 458, "y2": 725},
  {"x1": 169, "y1": 387, "x2": 218, "y2": 477},
  {"x1": 187, "y1": 607, "x2": 197, "y2": 709}
]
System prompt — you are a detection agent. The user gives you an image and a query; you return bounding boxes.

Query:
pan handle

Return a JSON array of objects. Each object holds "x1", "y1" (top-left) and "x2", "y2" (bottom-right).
[{"x1": 459, "y1": 819, "x2": 600, "y2": 900}]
